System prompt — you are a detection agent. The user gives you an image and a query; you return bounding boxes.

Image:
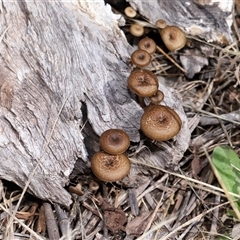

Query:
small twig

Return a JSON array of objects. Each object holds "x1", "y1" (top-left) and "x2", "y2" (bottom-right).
[
  {"x1": 144, "y1": 177, "x2": 169, "y2": 232},
  {"x1": 214, "y1": 54, "x2": 240, "y2": 92},
  {"x1": 128, "y1": 188, "x2": 139, "y2": 216},
  {"x1": 36, "y1": 205, "x2": 46, "y2": 234},
  {"x1": 232, "y1": 6, "x2": 240, "y2": 42},
  {"x1": 184, "y1": 104, "x2": 240, "y2": 125},
  {"x1": 210, "y1": 195, "x2": 221, "y2": 234},
  {"x1": 187, "y1": 35, "x2": 239, "y2": 55},
  {"x1": 0, "y1": 203, "x2": 45, "y2": 240},
  {"x1": 161, "y1": 201, "x2": 229, "y2": 239},
  {"x1": 102, "y1": 184, "x2": 109, "y2": 238},
  {"x1": 43, "y1": 202, "x2": 60, "y2": 240},
  {"x1": 156, "y1": 45, "x2": 186, "y2": 73},
  {"x1": 82, "y1": 201, "x2": 101, "y2": 218},
  {"x1": 129, "y1": 158, "x2": 240, "y2": 199},
  {"x1": 209, "y1": 97, "x2": 233, "y2": 147},
  {"x1": 136, "y1": 215, "x2": 177, "y2": 240},
  {"x1": 54, "y1": 204, "x2": 70, "y2": 237}
]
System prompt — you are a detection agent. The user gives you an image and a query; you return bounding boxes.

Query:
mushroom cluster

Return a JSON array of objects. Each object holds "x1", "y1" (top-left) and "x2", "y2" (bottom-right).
[
  {"x1": 127, "y1": 36, "x2": 182, "y2": 141},
  {"x1": 90, "y1": 14, "x2": 185, "y2": 182},
  {"x1": 91, "y1": 129, "x2": 131, "y2": 182},
  {"x1": 126, "y1": 9, "x2": 187, "y2": 53}
]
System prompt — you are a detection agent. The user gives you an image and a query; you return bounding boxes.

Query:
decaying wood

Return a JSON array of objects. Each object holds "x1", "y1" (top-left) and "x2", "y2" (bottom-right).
[
  {"x1": 128, "y1": 0, "x2": 233, "y2": 44},
  {"x1": 0, "y1": 0, "x2": 191, "y2": 206}
]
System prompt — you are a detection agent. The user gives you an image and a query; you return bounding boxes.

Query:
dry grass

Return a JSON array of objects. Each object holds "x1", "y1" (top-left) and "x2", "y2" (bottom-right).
[{"x1": 1, "y1": 2, "x2": 240, "y2": 240}]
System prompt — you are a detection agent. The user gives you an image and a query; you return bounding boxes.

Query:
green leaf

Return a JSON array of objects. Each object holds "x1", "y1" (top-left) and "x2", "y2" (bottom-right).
[
  {"x1": 211, "y1": 146, "x2": 240, "y2": 220},
  {"x1": 217, "y1": 235, "x2": 231, "y2": 240}
]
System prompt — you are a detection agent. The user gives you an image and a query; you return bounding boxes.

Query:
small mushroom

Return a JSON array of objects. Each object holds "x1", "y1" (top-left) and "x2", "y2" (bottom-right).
[
  {"x1": 129, "y1": 23, "x2": 144, "y2": 37},
  {"x1": 68, "y1": 183, "x2": 84, "y2": 196},
  {"x1": 138, "y1": 37, "x2": 156, "y2": 54},
  {"x1": 155, "y1": 19, "x2": 167, "y2": 29},
  {"x1": 131, "y1": 49, "x2": 151, "y2": 68},
  {"x1": 91, "y1": 152, "x2": 131, "y2": 182},
  {"x1": 124, "y1": 6, "x2": 137, "y2": 18},
  {"x1": 150, "y1": 90, "x2": 164, "y2": 104},
  {"x1": 140, "y1": 105, "x2": 182, "y2": 141},
  {"x1": 159, "y1": 25, "x2": 186, "y2": 51},
  {"x1": 127, "y1": 69, "x2": 159, "y2": 97},
  {"x1": 99, "y1": 129, "x2": 130, "y2": 154},
  {"x1": 89, "y1": 179, "x2": 99, "y2": 191}
]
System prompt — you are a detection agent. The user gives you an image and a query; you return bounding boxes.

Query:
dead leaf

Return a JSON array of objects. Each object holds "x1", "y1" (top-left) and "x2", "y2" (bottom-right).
[
  {"x1": 126, "y1": 211, "x2": 153, "y2": 236},
  {"x1": 98, "y1": 196, "x2": 127, "y2": 233},
  {"x1": 180, "y1": 49, "x2": 208, "y2": 78}
]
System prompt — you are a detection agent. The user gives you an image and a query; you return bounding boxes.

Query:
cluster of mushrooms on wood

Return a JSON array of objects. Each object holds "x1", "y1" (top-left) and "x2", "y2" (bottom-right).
[{"x1": 90, "y1": 7, "x2": 187, "y2": 183}]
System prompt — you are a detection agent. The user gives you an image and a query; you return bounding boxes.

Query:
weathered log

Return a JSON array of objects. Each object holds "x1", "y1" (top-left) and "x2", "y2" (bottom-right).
[
  {"x1": 0, "y1": 0, "x2": 204, "y2": 206},
  {"x1": 128, "y1": 0, "x2": 233, "y2": 44},
  {"x1": 0, "y1": 0, "x2": 135, "y2": 206}
]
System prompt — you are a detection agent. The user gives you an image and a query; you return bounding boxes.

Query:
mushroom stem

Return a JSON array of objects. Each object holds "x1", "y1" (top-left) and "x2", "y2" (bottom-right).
[
  {"x1": 137, "y1": 95, "x2": 146, "y2": 108},
  {"x1": 156, "y1": 45, "x2": 185, "y2": 73}
]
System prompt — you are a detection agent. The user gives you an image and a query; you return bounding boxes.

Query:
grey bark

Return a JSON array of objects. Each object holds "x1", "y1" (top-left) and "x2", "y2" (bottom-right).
[{"x1": 128, "y1": 0, "x2": 233, "y2": 44}]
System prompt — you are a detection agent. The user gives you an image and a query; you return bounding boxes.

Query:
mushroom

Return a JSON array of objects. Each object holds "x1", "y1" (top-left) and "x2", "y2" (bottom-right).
[
  {"x1": 124, "y1": 6, "x2": 137, "y2": 18},
  {"x1": 127, "y1": 69, "x2": 158, "y2": 97},
  {"x1": 150, "y1": 90, "x2": 164, "y2": 104},
  {"x1": 140, "y1": 105, "x2": 182, "y2": 141},
  {"x1": 89, "y1": 179, "x2": 99, "y2": 191},
  {"x1": 138, "y1": 37, "x2": 156, "y2": 54},
  {"x1": 99, "y1": 129, "x2": 130, "y2": 154},
  {"x1": 91, "y1": 152, "x2": 131, "y2": 182},
  {"x1": 131, "y1": 49, "x2": 151, "y2": 68},
  {"x1": 68, "y1": 183, "x2": 84, "y2": 196},
  {"x1": 129, "y1": 23, "x2": 144, "y2": 37},
  {"x1": 159, "y1": 25, "x2": 186, "y2": 51},
  {"x1": 155, "y1": 19, "x2": 167, "y2": 29}
]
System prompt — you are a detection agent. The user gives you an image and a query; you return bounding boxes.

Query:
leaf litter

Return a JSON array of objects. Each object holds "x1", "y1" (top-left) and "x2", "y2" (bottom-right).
[{"x1": 1, "y1": 1, "x2": 240, "y2": 240}]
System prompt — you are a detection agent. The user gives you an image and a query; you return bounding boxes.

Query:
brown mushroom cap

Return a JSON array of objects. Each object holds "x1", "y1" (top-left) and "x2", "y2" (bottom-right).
[
  {"x1": 91, "y1": 152, "x2": 131, "y2": 182},
  {"x1": 99, "y1": 129, "x2": 130, "y2": 154},
  {"x1": 124, "y1": 6, "x2": 137, "y2": 18},
  {"x1": 155, "y1": 19, "x2": 167, "y2": 29},
  {"x1": 150, "y1": 90, "x2": 164, "y2": 104},
  {"x1": 160, "y1": 25, "x2": 186, "y2": 51},
  {"x1": 131, "y1": 49, "x2": 151, "y2": 68},
  {"x1": 140, "y1": 105, "x2": 182, "y2": 141},
  {"x1": 129, "y1": 23, "x2": 144, "y2": 37},
  {"x1": 138, "y1": 37, "x2": 156, "y2": 54},
  {"x1": 128, "y1": 69, "x2": 159, "y2": 97},
  {"x1": 88, "y1": 179, "x2": 99, "y2": 191}
]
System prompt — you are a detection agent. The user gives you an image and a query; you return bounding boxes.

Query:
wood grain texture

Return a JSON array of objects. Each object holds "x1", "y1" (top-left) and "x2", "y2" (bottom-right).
[
  {"x1": 0, "y1": 0, "x2": 191, "y2": 205},
  {"x1": 128, "y1": 0, "x2": 233, "y2": 44}
]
